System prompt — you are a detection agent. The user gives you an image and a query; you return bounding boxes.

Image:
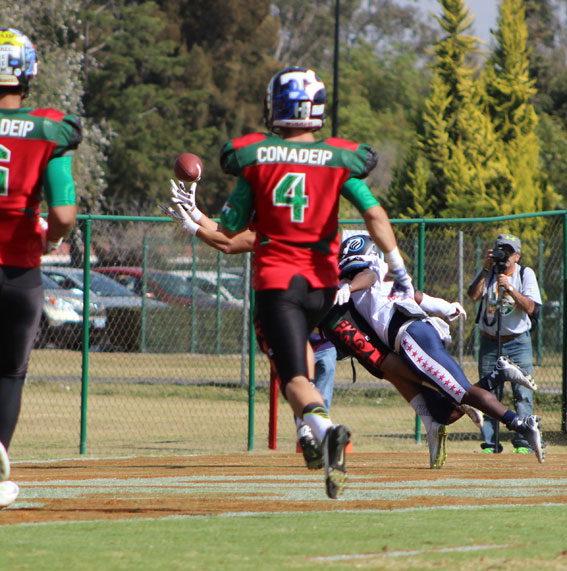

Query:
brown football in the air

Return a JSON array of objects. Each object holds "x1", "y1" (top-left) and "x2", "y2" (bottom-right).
[{"x1": 173, "y1": 153, "x2": 203, "y2": 182}]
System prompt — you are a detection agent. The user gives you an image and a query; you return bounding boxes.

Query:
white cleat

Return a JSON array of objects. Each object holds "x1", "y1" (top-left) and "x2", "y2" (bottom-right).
[
  {"x1": 508, "y1": 415, "x2": 546, "y2": 464},
  {"x1": 427, "y1": 422, "x2": 448, "y2": 469},
  {"x1": 495, "y1": 356, "x2": 537, "y2": 391},
  {"x1": 0, "y1": 481, "x2": 19, "y2": 509},
  {"x1": 0, "y1": 442, "x2": 9, "y2": 482}
]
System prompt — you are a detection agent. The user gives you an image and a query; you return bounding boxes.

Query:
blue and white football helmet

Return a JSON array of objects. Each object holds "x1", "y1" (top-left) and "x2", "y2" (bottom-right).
[
  {"x1": 264, "y1": 67, "x2": 326, "y2": 134},
  {"x1": 338, "y1": 234, "x2": 381, "y2": 279},
  {"x1": 0, "y1": 28, "x2": 38, "y2": 96}
]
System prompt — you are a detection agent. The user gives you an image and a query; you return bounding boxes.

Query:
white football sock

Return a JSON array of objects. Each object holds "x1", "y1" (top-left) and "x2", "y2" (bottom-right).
[
  {"x1": 409, "y1": 394, "x2": 434, "y2": 433},
  {"x1": 302, "y1": 412, "x2": 333, "y2": 443}
]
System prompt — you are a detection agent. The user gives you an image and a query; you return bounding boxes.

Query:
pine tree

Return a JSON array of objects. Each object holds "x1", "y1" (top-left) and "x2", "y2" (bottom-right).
[
  {"x1": 388, "y1": 0, "x2": 509, "y2": 218},
  {"x1": 482, "y1": 0, "x2": 559, "y2": 226},
  {"x1": 388, "y1": 0, "x2": 559, "y2": 222},
  {"x1": 0, "y1": 0, "x2": 109, "y2": 214},
  {"x1": 388, "y1": 147, "x2": 433, "y2": 219}
]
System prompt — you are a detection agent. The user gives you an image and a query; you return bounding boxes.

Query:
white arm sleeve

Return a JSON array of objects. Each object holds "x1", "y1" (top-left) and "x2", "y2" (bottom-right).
[{"x1": 419, "y1": 293, "x2": 455, "y2": 317}]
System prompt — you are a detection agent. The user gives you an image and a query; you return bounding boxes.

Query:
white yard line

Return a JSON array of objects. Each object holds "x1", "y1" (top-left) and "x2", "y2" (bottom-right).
[{"x1": 309, "y1": 543, "x2": 515, "y2": 561}]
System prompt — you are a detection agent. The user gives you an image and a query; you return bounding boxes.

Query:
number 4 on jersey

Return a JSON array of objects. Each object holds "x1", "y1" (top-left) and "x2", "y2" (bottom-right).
[{"x1": 273, "y1": 172, "x2": 308, "y2": 222}]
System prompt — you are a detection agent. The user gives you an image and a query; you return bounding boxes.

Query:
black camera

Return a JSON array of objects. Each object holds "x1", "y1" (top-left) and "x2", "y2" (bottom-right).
[{"x1": 491, "y1": 247, "x2": 509, "y2": 274}]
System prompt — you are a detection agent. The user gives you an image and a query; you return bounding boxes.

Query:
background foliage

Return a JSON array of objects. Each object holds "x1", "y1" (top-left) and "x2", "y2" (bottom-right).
[{"x1": 2, "y1": 0, "x2": 567, "y2": 227}]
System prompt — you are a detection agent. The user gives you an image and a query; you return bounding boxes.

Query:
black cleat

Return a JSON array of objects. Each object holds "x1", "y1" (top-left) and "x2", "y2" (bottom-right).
[
  {"x1": 298, "y1": 434, "x2": 323, "y2": 470},
  {"x1": 322, "y1": 425, "x2": 351, "y2": 499}
]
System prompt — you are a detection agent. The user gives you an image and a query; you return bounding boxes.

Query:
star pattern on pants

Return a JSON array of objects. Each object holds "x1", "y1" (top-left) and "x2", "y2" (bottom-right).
[{"x1": 401, "y1": 335, "x2": 464, "y2": 398}]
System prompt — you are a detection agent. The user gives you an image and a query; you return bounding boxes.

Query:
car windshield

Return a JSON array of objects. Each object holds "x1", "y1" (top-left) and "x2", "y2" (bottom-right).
[
  {"x1": 149, "y1": 271, "x2": 209, "y2": 298},
  {"x1": 88, "y1": 273, "x2": 137, "y2": 297},
  {"x1": 48, "y1": 269, "x2": 137, "y2": 297},
  {"x1": 221, "y1": 277, "x2": 244, "y2": 300},
  {"x1": 42, "y1": 274, "x2": 63, "y2": 289}
]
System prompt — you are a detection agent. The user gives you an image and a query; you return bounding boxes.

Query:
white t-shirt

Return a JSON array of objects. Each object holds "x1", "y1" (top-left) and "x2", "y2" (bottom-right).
[
  {"x1": 478, "y1": 265, "x2": 542, "y2": 336},
  {"x1": 350, "y1": 258, "x2": 421, "y2": 346}
]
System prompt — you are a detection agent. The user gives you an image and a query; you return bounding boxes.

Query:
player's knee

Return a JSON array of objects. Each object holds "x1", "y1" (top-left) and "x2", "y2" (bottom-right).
[{"x1": 280, "y1": 374, "x2": 308, "y2": 396}]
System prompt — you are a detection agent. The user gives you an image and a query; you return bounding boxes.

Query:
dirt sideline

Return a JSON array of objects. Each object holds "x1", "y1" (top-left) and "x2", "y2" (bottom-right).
[{"x1": 2, "y1": 451, "x2": 566, "y2": 525}]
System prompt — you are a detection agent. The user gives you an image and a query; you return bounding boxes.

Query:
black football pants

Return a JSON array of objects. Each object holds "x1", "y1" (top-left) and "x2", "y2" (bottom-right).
[{"x1": 0, "y1": 266, "x2": 43, "y2": 449}]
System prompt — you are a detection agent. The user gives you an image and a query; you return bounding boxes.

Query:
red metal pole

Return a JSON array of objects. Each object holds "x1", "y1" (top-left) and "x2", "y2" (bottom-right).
[{"x1": 268, "y1": 367, "x2": 278, "y2": 450}]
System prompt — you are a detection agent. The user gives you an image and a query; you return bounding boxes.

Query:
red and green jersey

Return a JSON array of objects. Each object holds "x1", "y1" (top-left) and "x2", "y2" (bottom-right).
[
  {"x1": 0, "y1": 107, "x2": 81, "y2": 267},
  {"x1": 219, "y1": 133, "x2": 379, "y2": 290}
]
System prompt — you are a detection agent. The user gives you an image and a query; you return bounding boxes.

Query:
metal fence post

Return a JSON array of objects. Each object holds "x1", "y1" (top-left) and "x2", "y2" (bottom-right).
[
  {"x1": 457, "y1": 231, "x2": 464, "y2": 366},
  {"x1": 140, "y1": 237, "x2": 148, "y2": 353},
  {"x1": 563, "y1": 215, "x2": 567, "y2": 433},
  {"x1": 473, "y1": 236, "x2": 483, "y2": 362},
  {"x1": 536, "y1": 237, "x2": 544, "y2": 366},
  {"x1": 191, "y1": 236, "x2": 197, "y2": 353},
  {"x1": 79, "y1": 217, "x2": 92, "y2": 455},
  {"x1": 215, "y1": 251, "x2": 221, "y2": 354},
  {"x1": 248, "y1": 270, "x2": 256, "y2": 451},
  {"x1": 240, "y1": 252, "x2": 251, "y2": 387},
  {"x1": 413, "y1": 222, "x2": 426, "y2": 443}
]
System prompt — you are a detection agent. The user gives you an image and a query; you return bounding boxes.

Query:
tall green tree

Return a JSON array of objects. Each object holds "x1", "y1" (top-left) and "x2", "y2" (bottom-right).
[
  {"x1": 388, "y1": 0, "x2": 560, "y2": 222},
  {"x1": 522, "y1": 0, "x2": 567, "y2": 204},
  {"x1": 270, "y1": 0, "x2": 435, "y2": 71},
  {"x1": 0, "y1": 0, "x2": 109, "y2": 214},
  {"x1": 482, "y1": 0, "x2": 559, "y2": 219},
  {"x1": 84, "y1": 0, "x2": 279, "y2": 215},
  {"x1": 524, "y1": 0, "x2": 561, "y2": 112},
  {"x1": 388, "y1": 0, "x2": 509, "y2": 218},
  {"x1": 334, "y1": 43, "x2": 431, "y2": 215}
]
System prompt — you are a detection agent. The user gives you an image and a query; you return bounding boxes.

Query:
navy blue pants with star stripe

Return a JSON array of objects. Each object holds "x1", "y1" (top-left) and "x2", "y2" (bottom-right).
[{"x1": 399, "y1": 320, "x2": 472, "y2": 404}]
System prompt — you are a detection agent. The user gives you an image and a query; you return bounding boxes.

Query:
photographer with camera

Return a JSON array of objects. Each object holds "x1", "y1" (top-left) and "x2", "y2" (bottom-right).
[{"x1": 467, "y1": 234, "x2": 542, "y2": 455}]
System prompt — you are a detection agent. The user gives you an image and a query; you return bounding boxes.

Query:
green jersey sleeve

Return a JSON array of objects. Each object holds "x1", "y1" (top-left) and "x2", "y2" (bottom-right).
[
  {"x1": 55, "y1": 114, "x2": 82, "y2": 157},
  {"x1": 220, "y1": 175, "x2": 255, "y2": 232},
  {"x1": 220, "y1": 140, "x2": 240, "y2": 176},
  {"x1": 40, "y1": 112, "x2": 82, "y2": 158},
  {"x1": 43, "y1": 156, "x2": 76, "y2": 207},
  {"x1": 341, "y1": 178, "x2": 380, "y2": 213},
  {"x1": 346, "y1": 143, "x2": 378, "y2": 179}
]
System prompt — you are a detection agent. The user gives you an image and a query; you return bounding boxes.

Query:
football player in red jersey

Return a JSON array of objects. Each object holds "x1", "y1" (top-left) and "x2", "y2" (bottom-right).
[
  {"x1": 161, "y1": 188, "x2": 469, "y2": 472},
  {"x1": 0, "y1": 29, "x2": 81, "y2": 506},
  {"x1": 217, "y1": 67, "x2": 411, "y2": 498},
  {"x1": 161, "y1": 190, "x2": 539, "y2": 470}
]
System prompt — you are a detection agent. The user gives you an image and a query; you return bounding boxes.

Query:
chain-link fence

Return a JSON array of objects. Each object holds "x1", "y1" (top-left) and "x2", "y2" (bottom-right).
[{"x1": 13, "y1": 212, "x2": 567, "y2": 461}]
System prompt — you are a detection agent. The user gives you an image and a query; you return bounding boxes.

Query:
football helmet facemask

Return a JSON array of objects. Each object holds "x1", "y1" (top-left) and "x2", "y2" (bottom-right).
[
  {"x1": 338, "y1": 234, "x2": 381, "y2": 279},
  {"x1": 0, "y1": 28, "x2": 38, "y2": 97},
  {"x1": 264, "y1": 67, "x2": 326, "y2": 134}
]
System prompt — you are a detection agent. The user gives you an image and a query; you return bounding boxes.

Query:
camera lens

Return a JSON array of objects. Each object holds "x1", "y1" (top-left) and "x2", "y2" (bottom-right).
[{"x1": 491, "y1": 248, "x2": 507, "y2": 262}]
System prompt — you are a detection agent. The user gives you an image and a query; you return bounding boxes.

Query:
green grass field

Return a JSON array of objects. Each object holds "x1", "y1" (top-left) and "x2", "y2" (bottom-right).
[
  {"x1": 5, "y1": 348, "x2": 565, "y2": 569},
  {"x1": 2, "y1": 505, "x2": 566, "y2": 569}
]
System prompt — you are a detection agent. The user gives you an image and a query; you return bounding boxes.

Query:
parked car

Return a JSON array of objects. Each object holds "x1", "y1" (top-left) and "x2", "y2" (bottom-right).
[
  {"x1": 41, "y1": 266, "x2": 168, "y2": 351},
  {"x1": 36, "y1": 274, "x2": 107, "y2": 349},
  {"x1": 93, "y1": 267, "x2": 239, "y2": 308},
  {"x1": 177, "y1": 270, "x2": 245, "y2": 308}
]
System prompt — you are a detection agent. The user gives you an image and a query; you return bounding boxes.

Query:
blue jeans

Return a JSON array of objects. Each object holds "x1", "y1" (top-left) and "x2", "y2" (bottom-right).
[
  {"x1": 478, "y1": 332, "x2": 534, "y2": 450},
  {"x1": 314, "y1": 345, "x2": 337, "y2": 411}
]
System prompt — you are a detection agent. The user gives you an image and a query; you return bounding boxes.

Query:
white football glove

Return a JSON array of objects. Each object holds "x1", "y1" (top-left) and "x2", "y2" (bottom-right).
[
  {"x1": 387, "y1": 267, "x2": 413, "y2": 299},
  {"x1": 333, "y1": 282, "x2": 351, "y2": 305},
  {"x1": 158, "y1": 202, "x2": 199, "y2": 235},
  {"x1": 447, "y1": 302, "x2": 467, "y2": 321},
  {"x1": 383, "y1": 247, "x2": 413, "y2": 299},
  {"x1": 169, "y1": 179, "x2": 202, "y2": 222}
]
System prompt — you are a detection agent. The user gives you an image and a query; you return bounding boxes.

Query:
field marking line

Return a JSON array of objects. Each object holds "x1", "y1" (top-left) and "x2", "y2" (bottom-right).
[
  {"x1": 309, "y1": 543, "x2": 515, "y2": 561},
  {"x1": 3, "y1": 502, "x2": 567, "y2": 527}
]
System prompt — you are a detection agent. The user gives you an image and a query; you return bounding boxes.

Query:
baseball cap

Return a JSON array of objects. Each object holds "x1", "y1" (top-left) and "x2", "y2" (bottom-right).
[{"x1": 495, "y1": 233, "x2": 521, "y2": 253}]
